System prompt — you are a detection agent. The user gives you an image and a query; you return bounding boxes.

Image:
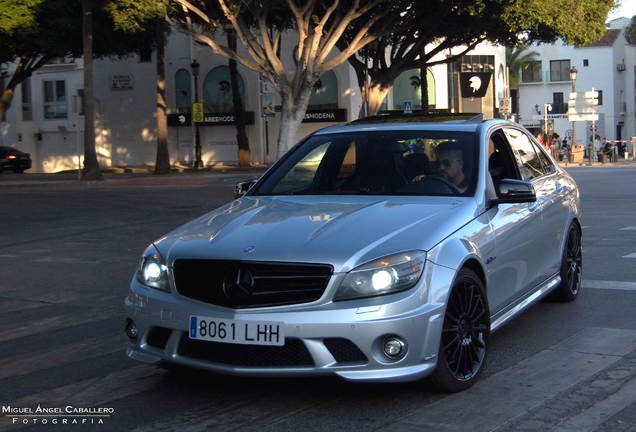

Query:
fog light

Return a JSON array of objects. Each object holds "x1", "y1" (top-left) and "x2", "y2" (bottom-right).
[
  {"x1": 383, "y1": 336, "x2": 406, "y2": 359},
  {"x1": 125, "y1": 319, "x2": 138, "y2": 340}
]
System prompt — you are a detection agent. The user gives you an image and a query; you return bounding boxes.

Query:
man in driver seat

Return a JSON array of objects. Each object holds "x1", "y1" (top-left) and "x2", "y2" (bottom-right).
[{"x1": 433, "y1": 141, "x2": 469, "y2": 192}]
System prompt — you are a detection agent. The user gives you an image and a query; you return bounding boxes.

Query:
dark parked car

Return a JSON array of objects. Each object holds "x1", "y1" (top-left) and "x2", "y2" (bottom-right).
[{"x1": 0, "y1": 146, "x2": 32, "y2": 173}]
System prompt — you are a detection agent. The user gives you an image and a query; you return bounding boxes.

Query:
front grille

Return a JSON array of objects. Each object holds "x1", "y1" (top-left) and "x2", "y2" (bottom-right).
[
  {"x1": 178, "y1": 336, "x2": 314, "y2": 366},
  {"x1": 323, "y1": 338, "x2": 368, "y2": 363},
  {"x1": 173, "y1": 260, "x2": 333, "y2": 308},
  {"x1": 146, "y1": 327, "x2": 172, "y2": 349}
]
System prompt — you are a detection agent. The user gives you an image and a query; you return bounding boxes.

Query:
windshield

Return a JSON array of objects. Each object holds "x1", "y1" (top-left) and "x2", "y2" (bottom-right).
[{"x1": 254, "y1": 130, "x2": 478, "y2": 196}]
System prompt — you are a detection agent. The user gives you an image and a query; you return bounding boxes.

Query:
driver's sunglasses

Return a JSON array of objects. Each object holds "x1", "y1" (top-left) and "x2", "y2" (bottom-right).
[{"x1": 435, "y1": 159, "x2": 457, "y2": 168}]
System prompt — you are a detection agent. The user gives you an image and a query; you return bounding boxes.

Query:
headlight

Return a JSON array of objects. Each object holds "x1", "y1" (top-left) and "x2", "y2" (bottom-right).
[
  {"x1": 136, "y1": 244, "x2": 170, "y2": 292},
  {"x1": 334, "y1": 250, "x2": 426, "y2": 301}
]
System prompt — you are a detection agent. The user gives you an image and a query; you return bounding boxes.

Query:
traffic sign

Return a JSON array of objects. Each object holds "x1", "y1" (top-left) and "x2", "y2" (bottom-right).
[
  {"x1": 193, "y1": 103, "x2": 204, "y2": 123},
  {"x1": 569, "y1": 91, "x2": 599, "y2": 99},
  {"x1": 568, "y1": 106, "x2": 598, "y2": 114},
  {"x1": 499, "y1": 98, "x2": 511, "y2": 113},
  {"x1": 590, "y1": 124, "x2": 598, "y2": 131},
  {"x1": 404, "y1": 101, "x2": 412, "y2": 114},
  {"x1": 568, "y1": 99, "x2": 598, "y2": 106},
  {"x1": 568, "y1": 114, "x2": 599, "y2": 121}
]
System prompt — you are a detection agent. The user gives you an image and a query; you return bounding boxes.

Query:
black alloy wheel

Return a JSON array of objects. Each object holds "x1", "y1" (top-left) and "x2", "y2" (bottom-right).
[
  {"x1": 550, "y1": 222, "x2": 582, "y2": 302},
  {"x1": 426, "y1": 268, "x2": 490, "y2": 393}
]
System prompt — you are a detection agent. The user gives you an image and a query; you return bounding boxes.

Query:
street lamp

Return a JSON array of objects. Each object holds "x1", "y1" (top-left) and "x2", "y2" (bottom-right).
[
  {"x1": 543, "y1": 103, "x2": 552, "y2": 144},
  {"x1": 569, "y1": 66, "x2": 578, "y2": 155},
  {"x1": 190, "y1": 59, "x2": 203, "y2": 168}
]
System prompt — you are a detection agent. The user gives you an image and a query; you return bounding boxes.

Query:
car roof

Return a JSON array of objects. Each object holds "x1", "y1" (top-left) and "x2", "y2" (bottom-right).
[
  {"x1": 313, "y1": 114, "x2": 513, "y2": 136},
  {"x1": 0, "y1": 146, "x2": 26, "y2": 154}
]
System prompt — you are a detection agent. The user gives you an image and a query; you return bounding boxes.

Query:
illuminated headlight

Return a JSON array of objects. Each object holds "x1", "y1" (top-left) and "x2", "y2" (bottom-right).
[
  {"x1": 136, "y1": 244, "x2": 170, "y2": 292},
  {"x1": 334, "y1": 250, "x2": 426, "y2": 301}
]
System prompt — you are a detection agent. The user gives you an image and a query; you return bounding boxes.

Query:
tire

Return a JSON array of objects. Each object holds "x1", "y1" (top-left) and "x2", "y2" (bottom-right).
[
  {"x1": 549, "y1": 222, "x2": 582, "y2": 302},
  {"x1": 426, "y1": 268, "x2": 490, "y2": 393},
  {"x1": 13, "y1": 169, "x2": 24, "y2": 174}
]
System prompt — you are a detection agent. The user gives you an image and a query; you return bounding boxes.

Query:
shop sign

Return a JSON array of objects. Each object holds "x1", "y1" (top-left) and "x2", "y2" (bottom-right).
[
  {"x1": 302, "y1": 109, "x2": 347, "y2": 123},
  {"x1": 167, "y1": 112, "x2": 255, "y2": 126},
  {"x1": 111, "y1": 75, "x2": 133, "y2": 90}
]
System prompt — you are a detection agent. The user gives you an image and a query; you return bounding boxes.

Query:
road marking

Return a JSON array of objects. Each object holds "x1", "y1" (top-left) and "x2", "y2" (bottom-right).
[
  {"x1": 619, "y1": 226, "x2": 636, "y2": 230},
  {"x1": 378, "y1": 328, "x2": 636, "y2": 432},
  {"x1": 622, "y1": 252, "x2": 636, "y2": 258},
  {"x1": 582, "y1": 280, "x2": 636, "y2": 290}
]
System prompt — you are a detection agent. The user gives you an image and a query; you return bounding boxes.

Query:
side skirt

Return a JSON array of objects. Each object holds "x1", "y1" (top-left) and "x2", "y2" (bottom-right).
[{"x1": 490, "y1": 274, "x2": 561, "y2": 332}]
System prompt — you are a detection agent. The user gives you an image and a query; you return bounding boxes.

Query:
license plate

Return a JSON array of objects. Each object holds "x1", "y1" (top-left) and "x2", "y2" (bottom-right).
[{"x1": 189, "y1": 316, "x2": 285, "y2": 346}]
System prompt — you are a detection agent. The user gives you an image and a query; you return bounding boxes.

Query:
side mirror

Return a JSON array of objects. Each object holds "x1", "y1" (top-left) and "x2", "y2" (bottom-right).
[
  {"x1": 491, "y1": 178, "x2": 536, "y2": 204},
  {"x1": 234, "y1": 179, "x2": 258, "y2": 199}
]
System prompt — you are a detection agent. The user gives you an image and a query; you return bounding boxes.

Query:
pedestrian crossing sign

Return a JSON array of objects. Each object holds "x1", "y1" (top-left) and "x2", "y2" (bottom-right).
[{"x1": 404, "y1": 101, "x2": 412, "y2": 114}]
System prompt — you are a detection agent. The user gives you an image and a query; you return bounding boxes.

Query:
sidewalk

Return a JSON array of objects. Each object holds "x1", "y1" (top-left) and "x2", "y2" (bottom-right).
[
  {"x1": 559, "y1": 154, "x2": 636, "y2": 168},
  {"x1": 0, "y1": 163, "x2": 270, "y2": 188}
]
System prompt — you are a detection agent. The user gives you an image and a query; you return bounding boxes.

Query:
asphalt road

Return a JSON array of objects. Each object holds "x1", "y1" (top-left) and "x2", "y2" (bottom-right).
[{"x1": 0, "y1": 165, "x2": 635, "y2": 431}]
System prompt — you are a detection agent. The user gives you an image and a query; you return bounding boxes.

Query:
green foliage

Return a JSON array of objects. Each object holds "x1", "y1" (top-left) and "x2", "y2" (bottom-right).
[
  {"x1": 506, "y1": 45, "x2": 539, "y2": 87},
  {"x1": 625, "y1": 15, "x2": 636, "y2": 45},
  {"x1": 0, "y1": 0, "x2": 157, "y2": 66}
]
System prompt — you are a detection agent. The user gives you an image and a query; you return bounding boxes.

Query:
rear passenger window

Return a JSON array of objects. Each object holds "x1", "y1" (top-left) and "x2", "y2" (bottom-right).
[
  {"x1": 533, "y1": 143, "x2": 555, "y2": 174},
  {"x1": 503, "y1": 128, "x2": 544, "y2": 181}
]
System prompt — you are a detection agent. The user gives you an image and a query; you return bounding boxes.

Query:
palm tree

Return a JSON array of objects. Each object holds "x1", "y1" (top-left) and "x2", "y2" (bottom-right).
[{"x1": 506, "y1": 45, "x2": 539, "y2": 119}]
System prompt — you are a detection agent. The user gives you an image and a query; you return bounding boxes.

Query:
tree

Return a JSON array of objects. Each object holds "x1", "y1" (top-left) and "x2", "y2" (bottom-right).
[
  {"x1": 338, "y1": 0, "x2": 614, "y2": 116},
  {"x1": 82, "y1": 0, "x2": 103, "y2": 180},
  {"x1": 227, "y1": 28, "x2": 250, "y2": 166},
  {"x1": 0, "y1": 0, "x2": 156, "y2": 178},
  {"x1": 162, "y1": 0, "x2": 397, "y2": 159},
  {"x1": 625, "y1": 15, "x2": 636, "y2": 45},
  {"x1": 154, "y1": 17, "x2": 171, "y2": 175},
  {"x1": 505, "y1": 45, "x2": 538, "y2": 118}
]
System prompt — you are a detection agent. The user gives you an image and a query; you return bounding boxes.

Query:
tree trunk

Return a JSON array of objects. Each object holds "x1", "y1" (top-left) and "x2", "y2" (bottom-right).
[
  {"x1": 276, "y1": 84, "x2": 312, "y2": 159},
  {"x1": 0, "y1": 87, "x2": 15, "y2": 124},
  {"x1": 154, "y1": 18, "x2": 170, "y2": 175},
  {"x1": 366, "y1": 82, "x2": 392, "y2": 116},
  {"x1": 421, "y1": 67, "x2": 429, "y2": 114},
  {"x1": 80, "y1": 0, "x2": 103, "y2": 181},
  {"x1": 227, "y1": 29, "x2": 250, "y2": 167}
]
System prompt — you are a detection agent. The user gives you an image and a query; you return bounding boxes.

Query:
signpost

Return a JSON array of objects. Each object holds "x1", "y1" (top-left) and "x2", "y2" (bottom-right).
[{"x1": 568, "y1": 88, "x2": 598, "y2": 164}]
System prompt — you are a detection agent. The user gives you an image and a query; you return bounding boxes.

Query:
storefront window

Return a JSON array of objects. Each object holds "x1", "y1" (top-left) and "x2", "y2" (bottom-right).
[
  {"x1": 175, "y1": 69, "x2": 191, "y2": 114},
  {"x1": 308, "y1": 70, "x2": 338, "y2": 110},
  {"x1": 393, "y1": 68, "x2": 435, "y2": 110},
  {"x1": 202, "y1": 66, "x2": 245, "y2": 113}
]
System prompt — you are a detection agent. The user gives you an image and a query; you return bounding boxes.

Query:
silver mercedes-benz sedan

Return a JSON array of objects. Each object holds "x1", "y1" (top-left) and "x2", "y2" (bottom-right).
[{"x1": 125, "y1": 114, "x2": 582, "y2": 392}]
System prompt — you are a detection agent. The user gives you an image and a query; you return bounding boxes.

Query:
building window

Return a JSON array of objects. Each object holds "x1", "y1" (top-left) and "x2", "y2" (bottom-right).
[
  {"x1": 22, "y1": 79, "x2": 34, "y2": 121},
  {"x1": 392, "y1": 68, "x2": 436, "y2": 110},
  {"x1": 75, "y1": 89, "x2": 85, "y2": 116},
  {"x1": 139, "y1": 47, "x2": 152, "y2": 63},
  {"x1": 308, "y1": 70, "x2": 338, "y2": 110},
  {"x1": 552, "y1": 92, "x2": 566, "y2": 113},
  {"x1": 550, "y1": 60, "x2": 571, "y2": 82},
  {"x1": 522, "y1": 61, "x2": 542, "y2": 83},
  {"x1": 203, "y1": 66, "x2": 245, "y2": 113},
  {"x1": 583, "y1": 59, "x2": 589, "y2": 67},
  {"x1": 43, "y1": 79, "x2": 67, "y2": 119},
  {"x1": 460, "y1": 55, "x2": 495, "y2": 73},
  {"x1": 175, "y1": 69, "x2": 191, "y2": 114}
]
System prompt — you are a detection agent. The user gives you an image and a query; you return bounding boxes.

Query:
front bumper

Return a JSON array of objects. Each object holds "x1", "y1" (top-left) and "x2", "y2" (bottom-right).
[{"x1": 124, "y1": 263, "x2": 453, "y2": 383}]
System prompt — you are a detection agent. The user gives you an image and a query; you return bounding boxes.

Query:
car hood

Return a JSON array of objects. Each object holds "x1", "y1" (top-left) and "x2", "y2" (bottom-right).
[{"x1": 157, "y1": 196, "x2": 476, "y2": 273}]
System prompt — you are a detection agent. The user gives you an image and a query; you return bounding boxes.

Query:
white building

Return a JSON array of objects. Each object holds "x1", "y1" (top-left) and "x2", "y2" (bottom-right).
[
  {"x1": 1, "y1": 32, "x2": 505, "y2": 173},
  {"x1": 517, "y1": 17, "x2": 636, "y2": 152}
]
